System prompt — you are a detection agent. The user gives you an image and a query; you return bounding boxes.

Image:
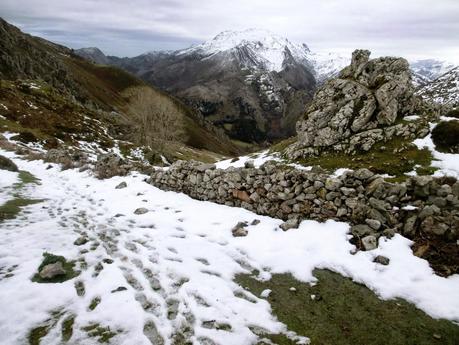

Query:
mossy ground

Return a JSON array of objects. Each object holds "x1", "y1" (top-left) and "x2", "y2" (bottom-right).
[
  {"x1": 0, "y1": 169, "x2": 42, "y2": 222},
  {"x1": 237, "y1": 269, "x2": 459, "y2": 345},
  {"x1": 81, "y1": 323, "x2": 121, "y2": 343},
  {"x1": 272, "y1": 136, "x2": 436, "y2": 179},
  {"x1": 32, "y1": 252, "x2": 79, "y2": 283}
]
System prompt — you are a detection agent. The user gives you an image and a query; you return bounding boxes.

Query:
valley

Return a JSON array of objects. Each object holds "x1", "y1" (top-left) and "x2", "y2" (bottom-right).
[{"x1": 0, "y1": 11, "x2": 459, "y2": 345}]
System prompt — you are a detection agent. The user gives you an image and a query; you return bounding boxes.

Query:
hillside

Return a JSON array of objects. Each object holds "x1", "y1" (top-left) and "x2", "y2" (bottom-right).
[
  {"x1": 417, "y1": 66, "x2": 459, "y2": 107},
  {"x1": 0, "y1": 18, "x2": 240, "y2": 161}
]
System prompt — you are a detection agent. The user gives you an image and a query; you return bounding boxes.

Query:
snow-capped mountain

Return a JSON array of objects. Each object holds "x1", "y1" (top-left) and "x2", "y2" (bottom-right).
[
  {"x1": 306, "y1": 51, "x2": 350, "y2": 83},
  {"x1": 106, "y1": 29, "x2": 318, "y2": 142},
  {"x1": 418, "y1": 66, "x2": 459, "y2": 106},
  {"x1": 178, "y1": 28, "x2": 313, "y2": 72}
]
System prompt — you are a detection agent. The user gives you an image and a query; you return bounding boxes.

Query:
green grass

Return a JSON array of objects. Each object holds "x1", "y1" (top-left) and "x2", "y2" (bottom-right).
[
  {"x1": 0, "y1": 197, "x2": 42, "y2": 221},
  {"x1": 291, "y1": 137, "x2": 435, "y2": 178},
  {"x1": 236, "y1": 269, "x2": 459, "y2": 345},
  {"x1": 81, "y1": 323, "x2": 120, "y2": 343},
  {"x1": 61, "y1": 315, "x2": 75, "y2": 342},
  {"x1": 27, "y1": 309, "x2": 65, "y2": 345},
  {"x1": 0, "y1": 170, "x2": 42, "y2": 222}
]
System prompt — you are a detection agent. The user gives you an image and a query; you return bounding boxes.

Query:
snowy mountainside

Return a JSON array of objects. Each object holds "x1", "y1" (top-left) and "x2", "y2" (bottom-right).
[
  {"x1": 411, "y1": 59, "x2": 456, "y2": 81},
  {"x1": 417, "y1": 66, "x2": 459, "y2": 106},
  {"x1": 178, "y1": 28, "x2": 312, "y2": 72}
]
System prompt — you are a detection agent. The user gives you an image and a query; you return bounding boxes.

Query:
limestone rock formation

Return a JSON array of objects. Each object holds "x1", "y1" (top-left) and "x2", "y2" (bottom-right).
[{"x1": 286, "y1": 50, "x2": 428, "y2": 159}]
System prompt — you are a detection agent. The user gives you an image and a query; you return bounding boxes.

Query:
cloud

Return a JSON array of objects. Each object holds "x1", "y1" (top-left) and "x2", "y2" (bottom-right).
[{"x1": 1, "y1": 0, "x2": 458, "y2": 62}]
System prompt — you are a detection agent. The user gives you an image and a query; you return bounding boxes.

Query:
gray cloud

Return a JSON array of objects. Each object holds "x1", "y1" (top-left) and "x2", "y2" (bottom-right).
[{"x1": 1, "y1": 0, "x2": 458, "y2": 62}]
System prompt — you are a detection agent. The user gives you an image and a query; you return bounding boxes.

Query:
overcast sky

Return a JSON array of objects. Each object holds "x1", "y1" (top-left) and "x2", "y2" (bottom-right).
[{"x1": 1, "y1": 0, "x2": 459, "y2": 62}]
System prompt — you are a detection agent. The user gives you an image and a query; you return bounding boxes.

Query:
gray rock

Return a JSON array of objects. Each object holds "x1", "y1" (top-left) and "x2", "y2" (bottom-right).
[
  {"x1": 286, "y1": 49, "x2": 418, "y2": 159},
  {"x1": 365, "y1": 218, "x2": 381, "y2": 230},
  {"x1": 382, "y1": 228, "x2": 396, "y2": 238},
  {"x1": 361, "y1": 235, "x2": 377, "y2": 251},
  {"x1": 39, "y1": 262, "x2": 66, "y2": 279},
  {"x1": 115, "y1": 181, "x2": 127, "y2": 189},
  {"x1": 232, "y1": 223, "x2": 248, "y2": 237},
  {"x1": 251, "y1": 219, "x2": 261, "y2": 226},
  {"x1": 351, "y1": 224, "x2": 375, "y2": 237},
  {"x1": 374, "y1": 255, "x2": 390, "y2": 265},
  {"x1": 196, "y1": 163, "x2": 216, "y2": 172},
  {"x1": 354, "y1": 169, "x2": 374, "y2": 180},
  {"x1": 403, "y1": 216, "x2": 417, "y2": 237},
  {"x1": 280, "y1": 218, "x2": 300, "y2": 231},
  {"x1": 134, "y1": 207, "x2": 149, "y2": 215},
  {"x1": 418, "y1": 205, "x2": 440, "y2": 220},
  {"x1": 74, "y1": 236, "x2": 88, "y2": 246}
]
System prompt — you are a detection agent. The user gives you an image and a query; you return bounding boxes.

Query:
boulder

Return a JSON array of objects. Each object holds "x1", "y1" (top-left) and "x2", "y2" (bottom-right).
[
  {"x1": 39, "y1": 262, "x2": 66, "y2": 279},
  {"x1": 286, "y1": 49, "x2": 421, "y2": 158}
]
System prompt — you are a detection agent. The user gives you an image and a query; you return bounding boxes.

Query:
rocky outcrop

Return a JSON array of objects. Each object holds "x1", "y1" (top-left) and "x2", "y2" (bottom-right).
[
  {"x1": 286, "y1": 50, "x2": 428, "y2": 159},
  {"x1": 150, "y1": 160, "x2": 459, "y2": 249}
]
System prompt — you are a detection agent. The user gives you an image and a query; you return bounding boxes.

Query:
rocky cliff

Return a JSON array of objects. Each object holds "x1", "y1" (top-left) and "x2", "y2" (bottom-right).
[{"x1": 286, "y1": 50, "x2": 429, "y2": 159}]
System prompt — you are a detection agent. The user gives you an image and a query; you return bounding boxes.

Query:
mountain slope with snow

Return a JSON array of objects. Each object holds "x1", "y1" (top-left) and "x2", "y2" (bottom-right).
[
  {"x1": 178, "y1": 29, "x2": 313, "y2": 72},
  {"x1": 418, "y1": 66, "x2": 459, "y2": 106}
]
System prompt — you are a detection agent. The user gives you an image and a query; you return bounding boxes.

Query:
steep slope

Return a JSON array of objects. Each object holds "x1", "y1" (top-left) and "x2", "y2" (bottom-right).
[
  {"x1": 0, "y1": 18, "x2": 239, "y2": 159},
  {"x1": 108, "y1": 29, "x2": 317, "y2": 143},
  {"x1": 417, "y1": 67, "x2": 459, "y2": 107}
]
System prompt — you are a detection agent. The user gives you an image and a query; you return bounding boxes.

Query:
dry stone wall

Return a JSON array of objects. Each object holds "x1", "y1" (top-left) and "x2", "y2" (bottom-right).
[{"x1": 150, "y1": 160, "x2": 459, "y2": 245}]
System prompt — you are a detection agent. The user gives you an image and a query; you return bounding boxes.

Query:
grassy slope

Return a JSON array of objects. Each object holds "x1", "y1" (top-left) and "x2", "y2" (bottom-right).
[
  {"x1": 1, "y1": 17, "x2": 240, "y2": 159},
  {"x1": 237, "y1": 270, "x2": 459, "y2": 345}
]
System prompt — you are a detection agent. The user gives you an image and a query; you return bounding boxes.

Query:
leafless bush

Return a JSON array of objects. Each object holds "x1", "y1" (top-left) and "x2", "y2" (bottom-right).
[{"x1": 123, "y1": 86, "x2": 186, "y2": 149}]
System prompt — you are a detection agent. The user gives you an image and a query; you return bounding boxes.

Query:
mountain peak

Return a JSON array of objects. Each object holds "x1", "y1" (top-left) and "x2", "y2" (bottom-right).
[{"x1": 179, "y1": 28, "x2": 311, "y2": 72}]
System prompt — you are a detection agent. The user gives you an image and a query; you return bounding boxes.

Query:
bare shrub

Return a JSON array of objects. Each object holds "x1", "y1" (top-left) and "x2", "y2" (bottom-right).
[{"x1": 123, "y1": 86, "x2": 186, "y2": 149}]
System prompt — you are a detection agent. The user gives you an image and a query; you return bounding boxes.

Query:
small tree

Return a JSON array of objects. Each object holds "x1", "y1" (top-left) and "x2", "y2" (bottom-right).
[{"x1": 124, "y1": 86, "x2": 186, "y2": 148}]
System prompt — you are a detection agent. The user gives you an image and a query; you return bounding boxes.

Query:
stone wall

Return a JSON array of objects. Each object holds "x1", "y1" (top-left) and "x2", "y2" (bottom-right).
[{"x1": 150, "y1": 160, "x2": 459, "y2": 247}]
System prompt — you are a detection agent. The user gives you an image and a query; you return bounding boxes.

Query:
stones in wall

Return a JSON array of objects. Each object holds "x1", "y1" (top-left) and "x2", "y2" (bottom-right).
[{"x1": 150, "y1": 160, "x2": 459, "y2": 247}]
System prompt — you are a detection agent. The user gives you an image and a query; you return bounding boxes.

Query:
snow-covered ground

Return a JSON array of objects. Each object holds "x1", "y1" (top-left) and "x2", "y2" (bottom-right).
[
  {"x1": 413, "y1": 121, "x2": 459, "y2": 178},
  {"x1": 0, "y1": 150, "x2": 459, "y2": 345},
  {"x1": 0, "y1": 169, "x2": 18, "y2": 204}
]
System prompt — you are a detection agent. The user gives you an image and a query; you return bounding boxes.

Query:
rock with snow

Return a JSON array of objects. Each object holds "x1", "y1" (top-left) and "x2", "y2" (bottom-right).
[
  {"x1": 74, "y1": 236, "x2": 89, "y2": 246},
  {"x1": 374, "y1": 255, "x2": 390, "y2": 266},
  {"x1": 280, "y1": 218, "x2": 300, "y2": 231},
  {"x1": 232, "y1": 222, "x2": 249, "y2": 237},
  {"x1": 134, "y1": 207, "x2": 149, "y2": 215},
  {"x1": 115, "y1": 181, "x2": 127, "y2": 189}
]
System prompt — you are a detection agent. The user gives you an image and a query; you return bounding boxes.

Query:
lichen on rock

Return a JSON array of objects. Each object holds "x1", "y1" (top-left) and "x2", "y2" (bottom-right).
[{"x1": 286, "y1": 49, "x2": 428, "y2": 159}]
